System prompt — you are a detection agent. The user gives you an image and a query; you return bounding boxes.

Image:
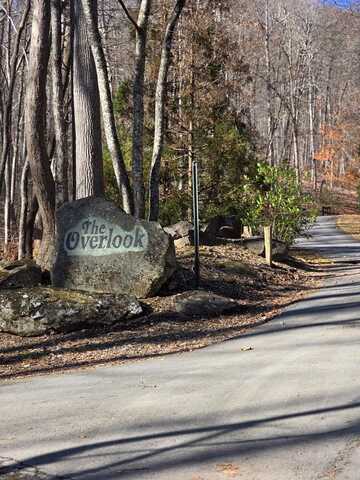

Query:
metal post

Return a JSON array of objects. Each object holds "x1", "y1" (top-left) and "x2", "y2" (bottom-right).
[{"x1": 192, "y1": 159, "x2": 200, "y2": 288}]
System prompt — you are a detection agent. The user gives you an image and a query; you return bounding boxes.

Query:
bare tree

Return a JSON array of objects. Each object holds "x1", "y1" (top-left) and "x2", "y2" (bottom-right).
[
  {"x1": 148, "y1": 0, "x2": 186, "y2": 221},
  {"x1": 0, "y1": 1, "x2": 30, "y2": 195},
  {"x1": 51, "y1": 0, "x2": 69, "y2": 206},
  {"x1": 25, "y1": 0, "x2": 55, "y2": 269},
  {"x1": 73, "y1": 0, "x2": 104, "y2": 199},
  {"x1": 132, "y1": 0, "x2": 152, "y2": 218},
  {"x1": 81, "y1": 0, "x2": 134, "y2": 213}
]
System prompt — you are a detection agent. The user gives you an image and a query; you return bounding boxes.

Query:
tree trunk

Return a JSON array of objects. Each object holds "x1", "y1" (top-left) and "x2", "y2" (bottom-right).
[
  {"x1": 25, "y1": 0, "x2": 56, "y2": 270},
  {"x1": 73, "y1": 0, "x2": 104, "y2": 198},
  {"x1": 51, "y1": 0, "x2": 69, "y2": 206},
  {"x1": 308, "y1": 79, "x2": 317, "y2": 191},
  {"x1": 148, "y1": 0, "x2": 186, "y2": 222},
  {"x1": 18, "y1": 158, "x2": 29, "y2": 260},
  {"x1": 25, "y1": 195, "x2": 39, "y2": 259},
  {"x1": 132, "y1": 0, "x2": 152, "y2": 218},
  {"x1": 264, "y1": 0, "x2": 274, "y2": 166},
  {"x1": 81, "y1": 0, "x2": 133, "y2": 212},
  {"x1": 4, "y1": 162, "x2": 11, "y2": 255}
]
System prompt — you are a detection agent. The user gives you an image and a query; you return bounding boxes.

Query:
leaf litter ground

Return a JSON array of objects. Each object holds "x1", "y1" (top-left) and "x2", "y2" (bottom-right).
[{"x1": 0, "y1": 243, "x2": 330, "y2": 382}]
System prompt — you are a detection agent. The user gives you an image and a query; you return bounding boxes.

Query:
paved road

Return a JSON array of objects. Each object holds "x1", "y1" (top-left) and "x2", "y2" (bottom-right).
[{"x1": 1, "y1": 216, "x2": 360, "y2": 480}]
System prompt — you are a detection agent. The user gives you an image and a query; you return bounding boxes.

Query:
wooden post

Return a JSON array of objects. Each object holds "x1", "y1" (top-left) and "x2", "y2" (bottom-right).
[{"x1": 264, "y1": 225, "x2": 272, "y2": 267}]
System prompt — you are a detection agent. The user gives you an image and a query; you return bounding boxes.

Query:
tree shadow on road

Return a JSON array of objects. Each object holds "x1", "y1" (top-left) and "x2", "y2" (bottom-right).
[{"x1": 2, "y1": 401, "x2": 360, "y2": 479}]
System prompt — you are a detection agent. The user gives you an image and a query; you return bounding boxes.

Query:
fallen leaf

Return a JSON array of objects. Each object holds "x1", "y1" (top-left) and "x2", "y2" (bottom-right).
[{"x1": 216, "y1": 463, "x2": 240, "y2": 477}]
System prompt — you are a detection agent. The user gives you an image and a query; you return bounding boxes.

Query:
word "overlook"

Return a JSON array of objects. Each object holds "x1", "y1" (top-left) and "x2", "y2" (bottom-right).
[{"x1": 64, "y1": 217, "x2": 148, "y2": 256}]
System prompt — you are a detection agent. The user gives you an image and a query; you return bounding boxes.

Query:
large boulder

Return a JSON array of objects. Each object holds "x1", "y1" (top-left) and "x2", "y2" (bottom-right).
[
  {"x1": 202, "y1": 215, "x2": 242, "y2": 243},
  {"x1": 202, "y1": 215, "x2": 224, "y2": 240},
  {"x1": 52, "y1": 197, "x2": 176, "y2": 298},
  {"x1": 0, "y1": 287, "x2": 143, "y2": 336},
  {"x1": 218, "y1": 216, "x2": 242, "y2": 239},
  {"x1": 0, "y1": 259, "x2": 42, "y2": 289}
]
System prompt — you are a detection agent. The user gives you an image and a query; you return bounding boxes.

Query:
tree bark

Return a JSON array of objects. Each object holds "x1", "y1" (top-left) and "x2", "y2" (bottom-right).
[
  {"x1": 148, "y1": 0, "x2": 186, "y2": 222},
  {"x1": 132, "y1": 0, "x2": 152, "y2": 218},
  {"x1": 73, "y1": 0, "x2": 104, "y2": 199},
  {"x1": 25, "y1": 0, "x2": 56, "y2": 270},
  {"x1": 51, "y1": 0, "x2": 69, "y2": 206},
  {"x1": 18, "y1": 158, "x2": 29, "y2": 260},
  {"x1": 25, "y1": 195, "x2": 39, "y2": 259},
  {"x1": 4, "y1": 162, "x2": 11, "y2": 254},
  {"x1": 81, "y1": 0, "x2": 133, "y2": 213},
  {"x1": 308, "y1": 77, "x2": 317, "y2": 191}
]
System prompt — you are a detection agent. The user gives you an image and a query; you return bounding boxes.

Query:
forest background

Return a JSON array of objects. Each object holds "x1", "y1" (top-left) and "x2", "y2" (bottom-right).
[{"x1": 1, "y1": 0, "x2": 360, "y2": 267}]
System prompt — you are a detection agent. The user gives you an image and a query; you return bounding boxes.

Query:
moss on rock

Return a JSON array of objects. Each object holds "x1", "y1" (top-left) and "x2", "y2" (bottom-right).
[{"x1": 0, "y1": 287, "x2": 143, "y2": 336}]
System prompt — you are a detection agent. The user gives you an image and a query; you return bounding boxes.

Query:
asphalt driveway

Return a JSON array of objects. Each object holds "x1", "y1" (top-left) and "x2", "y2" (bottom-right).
[{"x1": 1, "y1": 216, "x2": 360, "y2": 479}]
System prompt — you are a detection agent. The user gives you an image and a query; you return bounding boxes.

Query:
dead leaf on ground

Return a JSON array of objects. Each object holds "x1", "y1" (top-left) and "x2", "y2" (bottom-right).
[
  {"x1": 0, "y1": 243, "x2": 320, "y2": 381},
  {"x1": 216, "y1": 463, "x2": 240, "y2": 477}
]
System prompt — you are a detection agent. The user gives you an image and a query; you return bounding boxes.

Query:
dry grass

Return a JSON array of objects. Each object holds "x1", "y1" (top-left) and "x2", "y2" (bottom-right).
[{"x1": 336, "y1": 214, "x2": 360, "y2": 240}]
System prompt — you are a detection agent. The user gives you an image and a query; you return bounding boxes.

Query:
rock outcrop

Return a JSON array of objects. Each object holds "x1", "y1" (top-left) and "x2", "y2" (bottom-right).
[{"x1": 0, "y1": 287, "x2": 143, "y2": 336}]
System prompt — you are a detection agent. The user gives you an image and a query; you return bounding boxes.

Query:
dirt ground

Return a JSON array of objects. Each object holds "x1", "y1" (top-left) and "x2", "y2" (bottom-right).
[{"x1": 0, "y1": 243, "x2": 329, "y2": 382}]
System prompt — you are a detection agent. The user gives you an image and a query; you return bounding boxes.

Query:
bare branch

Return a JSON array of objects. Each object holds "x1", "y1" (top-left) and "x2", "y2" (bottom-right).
[{"x1": 115, "y1": 0, "x2": 139, "y2": 31}]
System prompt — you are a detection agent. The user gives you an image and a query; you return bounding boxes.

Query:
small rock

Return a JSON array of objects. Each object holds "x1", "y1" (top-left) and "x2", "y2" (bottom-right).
[
  {"x1": 164, "y1": 221, "x2": 193, "y2": 240},
  {"x1": 0, "y1": 259, "x2": 42, "y2": 289},
  {"x1": 173, "y1": 290, "x2": 240, "y2": 317},
  {"x1": 242, "y1": 236, "x2": 265, "y2": 255},
  {"x1": 241, "y1": 346, "x2": 254, "y2": 351},
  {"x1": 174, "y1": 236, "x2": 191, "y2": 249}
]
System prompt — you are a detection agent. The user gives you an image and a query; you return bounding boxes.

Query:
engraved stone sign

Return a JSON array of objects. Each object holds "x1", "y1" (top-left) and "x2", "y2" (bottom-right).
[
  {"x1": 64, "y1": 217, "x2": 148, "y2": 256},
  {"x1": 52, "y1": 197, "x2": 176, "y2": 298}
]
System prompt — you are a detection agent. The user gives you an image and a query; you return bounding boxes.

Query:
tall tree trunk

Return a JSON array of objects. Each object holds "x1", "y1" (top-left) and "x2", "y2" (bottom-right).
[
  {"x1": 73, "y1": 0, "x2": 104, "y2": 198},
  {"x1": 132, "y1": 0, "x2": 152, "y2": 218},
  {"x1": 25, "y1": 195, "x2": 39, "y2": 258},
  {"x1": 0, "y1": 1, "x2": 30, "y2": 196},
  {"x1": 4, "y1": 162, "x2": 11, "y2": 254},
  {"x1": 148, "y1": 0, "x2": 186, "y2": 222},
  {"x1": 264, "y1": 0, "x2": 274, "y2": 165},
  {"x1": 81, "y1": 0, "x2": 133, "y2": 213},
  {"x1": 51, "y1": 0, "x2": 69, "y2": 206},
  {"x1": 308, "y1": 79, "x2": 317, "y2": 191},
  {"x1": 25, "y1": 0, "x2": 55, "y2": 270},
  {"x1": 18, "y1": 158, "x2": 29, "y2": 260}
]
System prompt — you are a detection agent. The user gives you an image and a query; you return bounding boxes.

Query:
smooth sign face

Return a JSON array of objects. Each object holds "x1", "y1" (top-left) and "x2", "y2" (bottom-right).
[{"x1": 64, "y1": 217, "x2": 148, "y2": 256}]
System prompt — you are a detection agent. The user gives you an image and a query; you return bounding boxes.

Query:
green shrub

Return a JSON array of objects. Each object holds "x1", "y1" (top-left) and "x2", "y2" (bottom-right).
[
  {"x1": 238, "y1": 163, "x2": 317, "y2": 246},
  {"x1": 219, "y1": 163, "x2": 317, "y2": 245}
]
